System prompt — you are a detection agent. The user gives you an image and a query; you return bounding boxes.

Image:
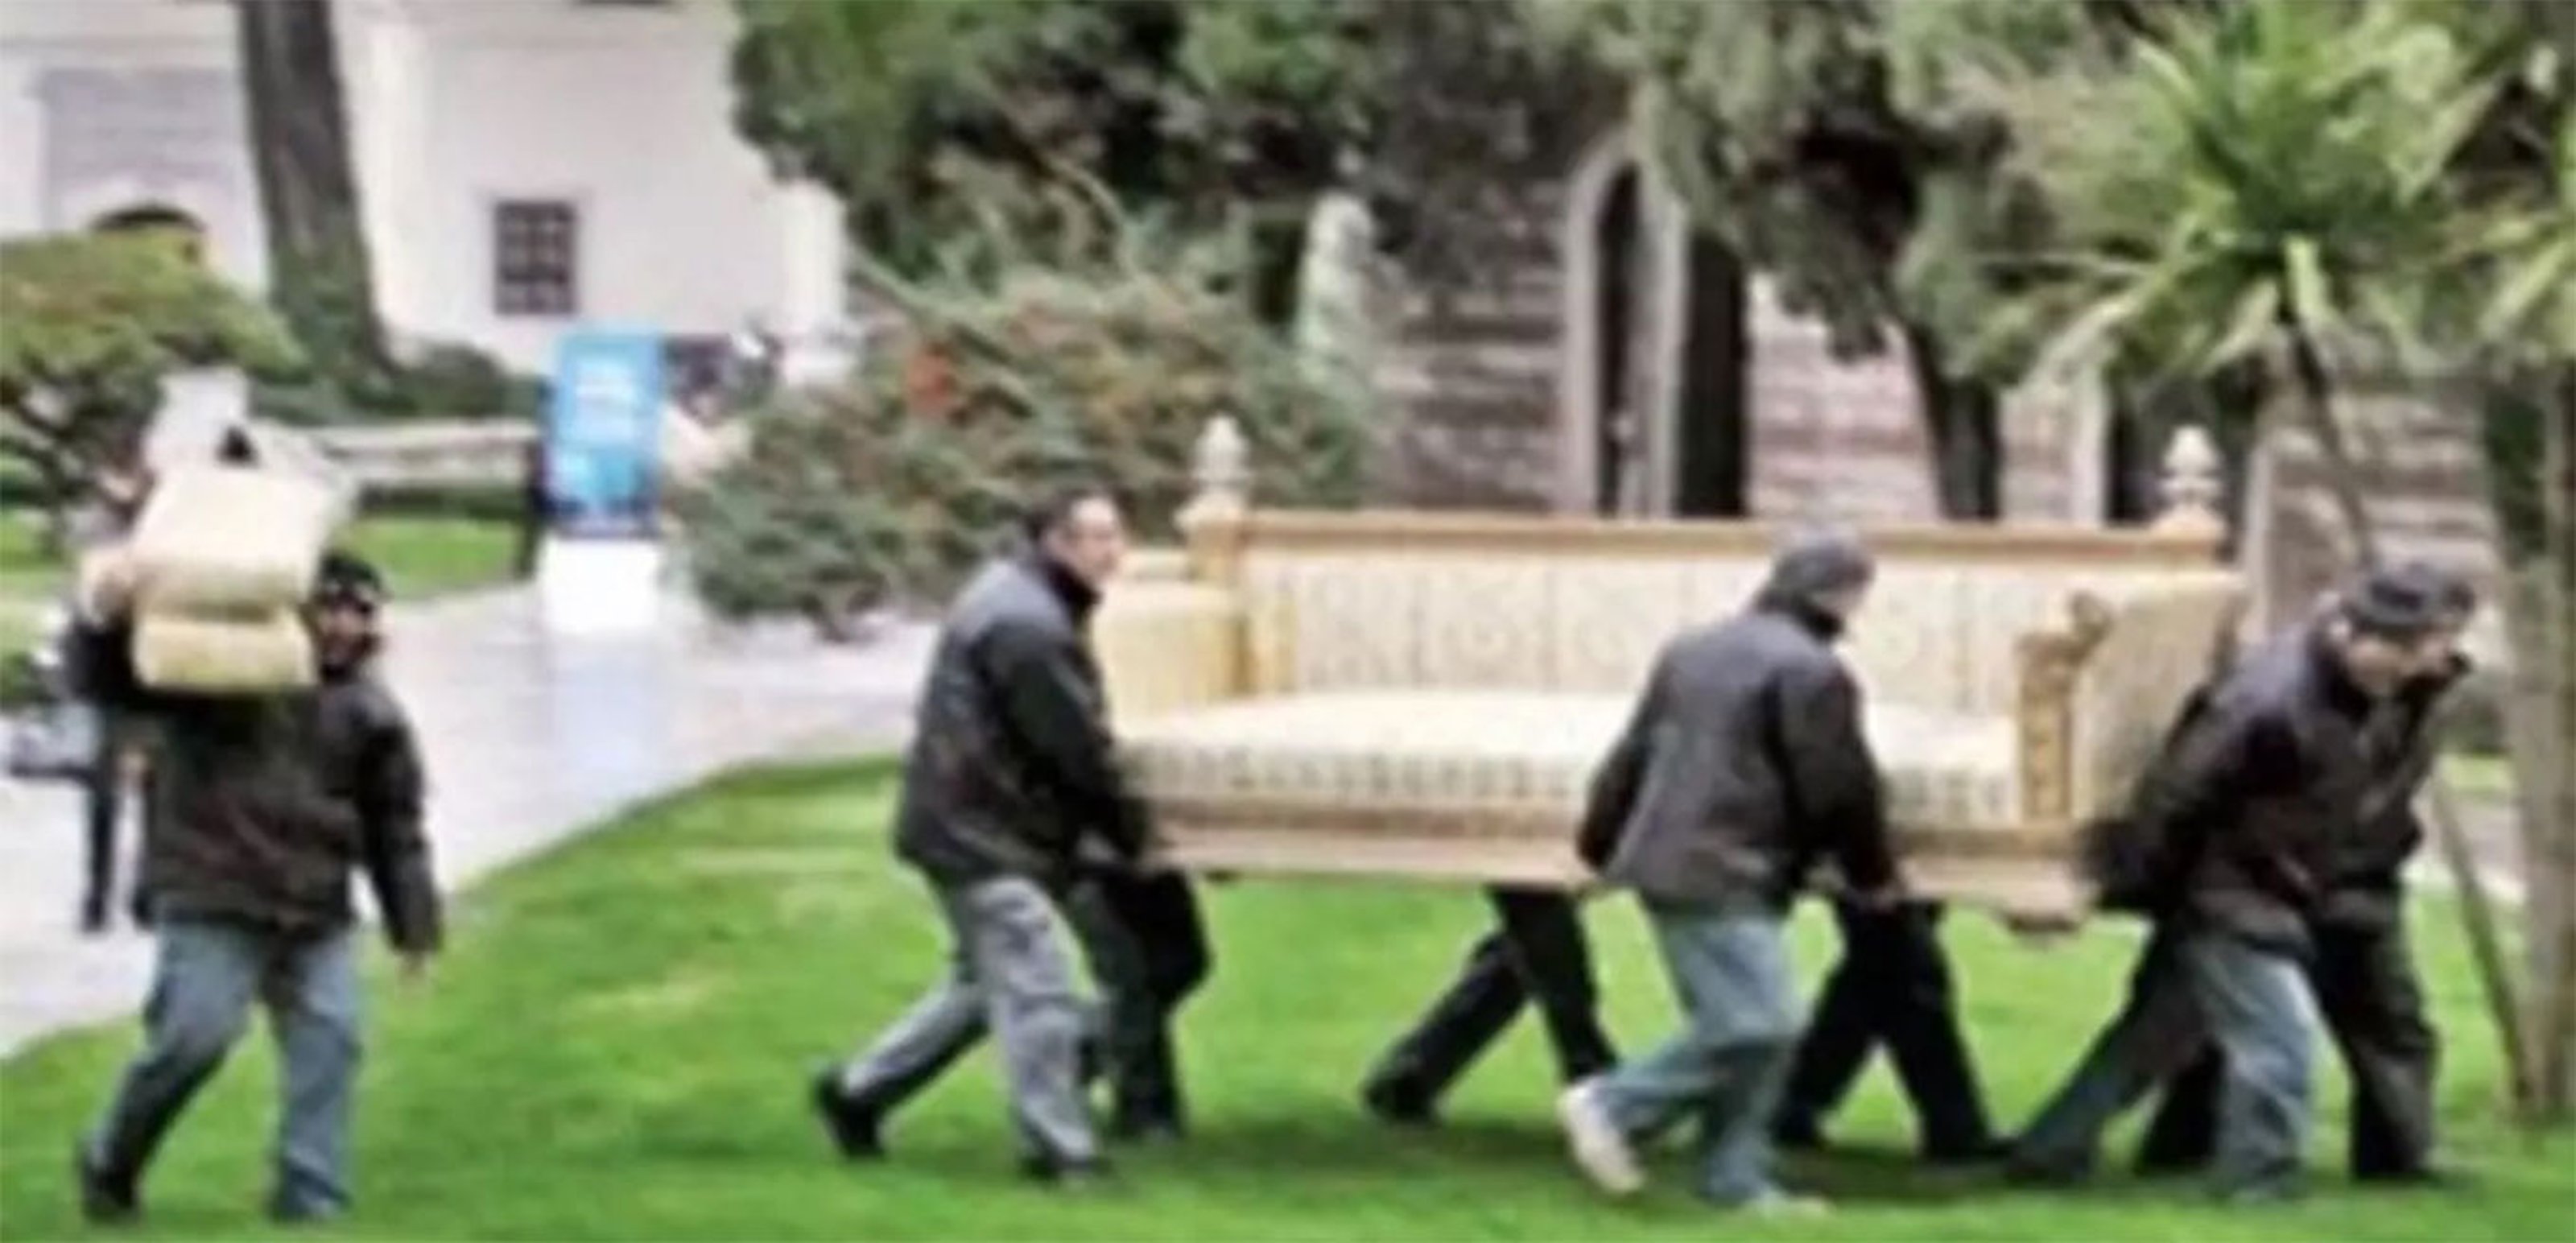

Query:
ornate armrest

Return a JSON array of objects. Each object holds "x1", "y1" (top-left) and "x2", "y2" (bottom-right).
[
  {"x1": 2066, "y1": 572, "x2": 2246, "y2": 820},
  {"x1": 2009, "y1": 572, "x2": 2245, "y2": 835},
  {"x1": 1096, "y1": 579, "x2": 1246, "y2": 726}
]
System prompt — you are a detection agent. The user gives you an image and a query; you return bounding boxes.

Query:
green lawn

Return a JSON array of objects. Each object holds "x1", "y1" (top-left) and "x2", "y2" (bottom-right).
[{"x1": 4, "y1": 760, "x2": 2570, "y2": 1241}]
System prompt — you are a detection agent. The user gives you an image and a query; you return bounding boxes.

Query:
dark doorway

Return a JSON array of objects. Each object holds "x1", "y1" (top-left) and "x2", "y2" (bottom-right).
[
  {"x1": 92, "y1": 202, "x2": 208, "y2": 266},
  {"x1": 2104, "y1": 401, "x2": 2159, "y2": 525},
  {"x1": 1671, "y1": 233, "x2": 1749, "y2": 518},
  {"x1": 1591, "y1": 170, "x2": 1640, "y2": 514}
]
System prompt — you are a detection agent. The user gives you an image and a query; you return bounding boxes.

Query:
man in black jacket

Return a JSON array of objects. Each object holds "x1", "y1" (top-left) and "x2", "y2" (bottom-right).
[
  {"x1": 811, "y1": 486, "x2": 1183, "y2": 1186},
  {"x1": 1554, "y1": 533, "x2": 1900, "y2": 1214},
  {"x1": 2013, "y1": 568, "x2": 2454, "y2": 1200},
  {"x1": 1357, "y1": 886, "x2": 1616, "y2": 1125},
  {"x1": 2133, "y1": 571, "x2": 2477, "y2": 1183},
  {"x1": 75, "y1": 551, "x2": 440, "y2": 1225}
]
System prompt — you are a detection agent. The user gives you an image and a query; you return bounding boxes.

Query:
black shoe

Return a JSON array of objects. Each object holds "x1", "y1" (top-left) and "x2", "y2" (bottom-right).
[
  {"x1": 74, "y1": 1142, "x2": 138, "y2": 1224},
  {"x1": 78, "y1": 896, "x2": 109, "y2": 937},
  {"x1": 2357, "y1": 1165, "x2": 2475, "y2": 1190},
  {"x1": 808, "y1": 1067, "x2": 885, "y2": 1161},
  {"x1": 1108, "y1": 1113, "x2": 1186, "y2": 1146},
  {"x1": 1923, "y1": 1138, "x2": 2010, "y2": 1167},
  {"x1": 1771, "y1": 1116, "x2": 1827, "y2": 1152},
  {"x1": 1020, "y1": 1154, "x2": 1115, "y2": 1190},
  {"x1": 2002, "y1": 1153, "x2": 2092, "y2": 1187},
  {"x1": 1361, "y1": 1081, "x2": 1438, "y2": 1128}
]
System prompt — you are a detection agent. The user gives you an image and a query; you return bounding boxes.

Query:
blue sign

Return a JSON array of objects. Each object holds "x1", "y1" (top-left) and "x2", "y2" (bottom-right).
[{"x1": 546, "y1": 328, "x2": 666, "y2": 539}]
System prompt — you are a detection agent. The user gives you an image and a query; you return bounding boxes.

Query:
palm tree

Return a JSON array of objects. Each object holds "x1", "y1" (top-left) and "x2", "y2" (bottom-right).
[{"x1": 1991, "y1": 0, "x2": 2497, "y2": 568}]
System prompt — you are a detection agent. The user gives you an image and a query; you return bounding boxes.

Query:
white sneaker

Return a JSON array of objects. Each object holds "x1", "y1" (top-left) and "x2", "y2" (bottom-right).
[{"x1": 1556, "y1": 1080, "x2": 1645, "y2": 1196}]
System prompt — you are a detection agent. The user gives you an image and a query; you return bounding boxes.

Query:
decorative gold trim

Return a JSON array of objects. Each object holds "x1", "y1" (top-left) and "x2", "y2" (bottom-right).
[
  {"x1": 1236, "y1": 508, "x2": 2225, "y2": 565},
  {"x1": 2010, "y1": 591, "x2": 2116, "y2": 826}
]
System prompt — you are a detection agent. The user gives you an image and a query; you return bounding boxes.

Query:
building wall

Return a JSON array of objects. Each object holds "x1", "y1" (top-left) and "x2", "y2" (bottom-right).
[
  {"x1": 0, "y1": 0, "x2": 840, "y2": 380},
  {"x1": 377, "y1": 0, "x2": 832, "y2": 373},
  {"x1": 0, "y1": 1, "x2": 266, "y2": 290},
  {"x1": 1373, "y1": 147, "x2": 1942, "y2": 524}
]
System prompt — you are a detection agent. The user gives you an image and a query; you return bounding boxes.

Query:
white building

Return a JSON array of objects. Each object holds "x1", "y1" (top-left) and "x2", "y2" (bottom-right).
[{"x1": 0, "y1": 0, "x2": 847, "y2": 380}]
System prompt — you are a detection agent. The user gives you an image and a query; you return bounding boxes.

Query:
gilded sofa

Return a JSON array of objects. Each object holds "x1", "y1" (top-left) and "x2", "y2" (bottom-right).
[{"x1": 1094, "y1": 419, "x2": 2245, "y2": 917}]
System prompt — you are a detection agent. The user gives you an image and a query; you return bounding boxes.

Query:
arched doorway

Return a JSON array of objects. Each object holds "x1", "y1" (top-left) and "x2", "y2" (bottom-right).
[
  {"x1": 1557, "y1": 133, "x2": 1750, "y2": 518},
  {"x1": 91, "y1": 201, "x2": 209, "y2": 266}
]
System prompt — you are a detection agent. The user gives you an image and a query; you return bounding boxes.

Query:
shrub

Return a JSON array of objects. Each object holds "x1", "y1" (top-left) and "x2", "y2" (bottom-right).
[
  {"x1": 0, "y1": 232, "x2": 302, "y2": 539},
  {"x1": 253, "y1": 340, "x2": 543, "y2": 427},
  {"x1": 675, "y1": 252, "x2": 1372, "y2": 636}
]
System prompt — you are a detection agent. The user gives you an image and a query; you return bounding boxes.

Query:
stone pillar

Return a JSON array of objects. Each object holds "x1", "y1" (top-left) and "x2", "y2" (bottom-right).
[
  {"x1": 777, "y1": 179, "x2": 851, "y2": 386},
  {"x1": 1178, "y1": 415, "x2": 1249, "y2": 587}
]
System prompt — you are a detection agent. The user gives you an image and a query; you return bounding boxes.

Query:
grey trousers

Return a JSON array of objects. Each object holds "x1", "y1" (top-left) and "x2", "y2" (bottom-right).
[
  {"x1": 1591, "y1": 902, "x2": 1803, "y2": 1205},
  {"x1": 2013, "y1": 927, "x2": 2211, "y2": 1178},
  {"x1": 86, "y1": 919, "x2": 363, "y2": 1217},
  {"x1": 2183, "y1": 931, "x2": 2321, "y2": 1200},
  {"x1": 837, "y1": 876, "x2": 1097, "y2": 1165}
]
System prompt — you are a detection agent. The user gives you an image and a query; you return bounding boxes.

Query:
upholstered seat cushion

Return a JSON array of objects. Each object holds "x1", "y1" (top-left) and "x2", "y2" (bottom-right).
[{"x1": 1121, "y1": 690, "x2": 2021, "y2": 836}]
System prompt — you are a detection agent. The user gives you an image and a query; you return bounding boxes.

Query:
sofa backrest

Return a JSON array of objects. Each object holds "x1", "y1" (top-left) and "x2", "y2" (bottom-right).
[{"x1": 1227, "y1": 510, "x2": 2227, "y2": 716}]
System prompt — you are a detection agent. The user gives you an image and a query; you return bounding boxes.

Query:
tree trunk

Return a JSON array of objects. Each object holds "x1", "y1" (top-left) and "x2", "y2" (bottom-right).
[
  {"x1": 2281, "y1": 324, "x2": 2383, "y2": 568},
  {"x1": 2475, "y1": 366, "x2": 2576, "y2": 1124},
  {"x1": 2516, "y1": 368, "x2": 2576, "y2": 1120},
  {"x1": 235, "y1": 0, "x2": 389, "y2": 377},
  {"x1": 1901, "y1": 321, "x2": 2003, "y2": 521}
]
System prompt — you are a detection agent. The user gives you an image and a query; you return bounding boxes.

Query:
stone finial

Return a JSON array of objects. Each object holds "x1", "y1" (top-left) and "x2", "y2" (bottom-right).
[
  {"x1": 1187, "y1": 414, "x2": 1249, "y2": 514},
  {"x1": 1178, "y1": 414, "x2": 1250, "y2": 585},
  {"x1": 2152, "y1": 423, "x2": 2227, "y2": 539}
]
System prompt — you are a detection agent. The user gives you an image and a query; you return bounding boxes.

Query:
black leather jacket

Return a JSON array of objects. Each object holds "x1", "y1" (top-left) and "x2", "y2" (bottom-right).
[
  {"x1": 89, "y1": 624, "x2": 440, "y2": 951},
  {"x1": 894, "y1": 553, "x2": 1149, "y2": 888},
  {"x1": 1578, "y1": 594, "x2": 1898, "y2": 910},
  {"x1": 2136, "y1": 622, "x2": 2381, "y2": 954}
]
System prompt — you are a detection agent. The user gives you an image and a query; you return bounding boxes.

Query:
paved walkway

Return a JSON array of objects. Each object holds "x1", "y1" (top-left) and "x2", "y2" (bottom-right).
[{"x1": 0, "y1": 588, "x2": 932, "y2": 1055}]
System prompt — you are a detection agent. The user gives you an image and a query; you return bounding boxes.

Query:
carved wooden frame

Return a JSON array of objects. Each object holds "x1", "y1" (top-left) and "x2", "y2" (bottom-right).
[{"x1": 1096, "y1": 415, "x2": 2241, "y2": 911}]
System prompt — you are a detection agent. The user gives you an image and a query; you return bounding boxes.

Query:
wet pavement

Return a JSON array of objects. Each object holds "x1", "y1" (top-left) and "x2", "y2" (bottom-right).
[{"x1": 0, "y1": 588, "x2": 931, "y2": 1054}]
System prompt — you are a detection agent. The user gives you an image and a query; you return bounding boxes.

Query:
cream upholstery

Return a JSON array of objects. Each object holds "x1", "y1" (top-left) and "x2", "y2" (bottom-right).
[
  {"x1": 1099, "y1": 510, "x2": 2242, "y2": 913},
  {"x1": 1122, "y1": 691, "x2": 2021, "y2": 836}
]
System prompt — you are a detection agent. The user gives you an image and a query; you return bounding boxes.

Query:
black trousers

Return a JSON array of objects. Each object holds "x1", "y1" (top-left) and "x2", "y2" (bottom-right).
[
  {"x1": 1077, "y1": 870, "x2": 1212, "y2": 1128},
  {"x1": 1361, "y1": 887, "x2": 1616, "y2": 1108},
  {"x1": 2137, "y1": 913, "x2": 2437, "y2": 1179},
  {"x1": 1774, "y1": 901, "x2": 1996, "y2": 1156}
]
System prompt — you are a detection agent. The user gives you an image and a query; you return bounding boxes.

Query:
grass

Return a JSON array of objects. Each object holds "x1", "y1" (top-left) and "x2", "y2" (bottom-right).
[{"x1": 4, "y1": 760, "x2": 2570, "y2": 1241}]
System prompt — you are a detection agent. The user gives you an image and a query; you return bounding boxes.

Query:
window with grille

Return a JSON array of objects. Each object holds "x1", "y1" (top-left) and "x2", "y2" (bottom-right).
[{"x1": 492, "y1": 200, "x2": 579, "y2": 317}]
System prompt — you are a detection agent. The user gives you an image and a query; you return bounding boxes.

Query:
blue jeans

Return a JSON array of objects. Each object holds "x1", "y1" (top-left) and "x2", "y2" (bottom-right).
[
  {"x1": 2184, "y1": 931, "x2": 2319, "y2": 1200},
  {"x1": 2014, "y1": 927, "x2": 2211, "y2": 1177},
  {"x1": 86, "y1": 919, "x2": 364, "y2": 1217},
  {"x1": 1591, "y1": 902, "x2": 1802, "y2": 1205}
]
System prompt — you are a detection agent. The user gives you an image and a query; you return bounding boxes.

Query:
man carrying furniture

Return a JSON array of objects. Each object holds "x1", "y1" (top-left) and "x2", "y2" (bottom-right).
[
  {"x1": 1357, "y1": 886, "x2": 1616, "y2": 1126},
  {"x1": 2128, "y1": 568, "x2": 2478, "y2": 1183},
  {"x1": 811, "y1": 485, "x2": 1199, "y2": 1186},
  {"x1": 72, "y1": 551, "x2": 440, "y2": 1225},
  {"x1": 2010, "y1": 567, "x2": 2458, "y2": 1201},
  {"x1": 1554, "y1": 532, "x2": 1901, "y2": 1215}
]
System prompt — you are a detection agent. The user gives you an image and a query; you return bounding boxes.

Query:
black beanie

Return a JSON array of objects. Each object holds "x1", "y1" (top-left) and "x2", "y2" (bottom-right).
[
  {"x1": 2340, "y1": 564, "x2": 2447, "y2": 641},
  {"x1": 311, "y1": 550, "x2": 388, "y2": 611},
  {"x1": 1761, "y1": 530, "x2": 1876, "y2": 605}
]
